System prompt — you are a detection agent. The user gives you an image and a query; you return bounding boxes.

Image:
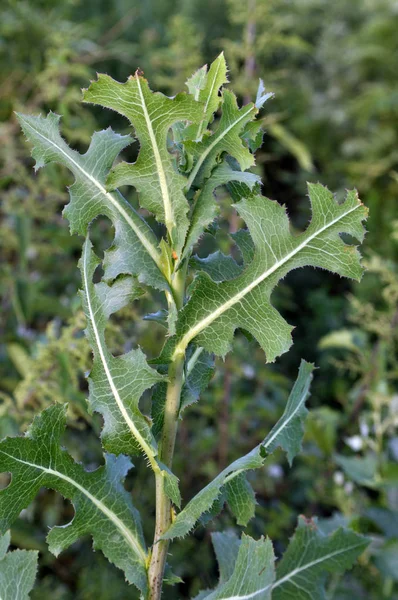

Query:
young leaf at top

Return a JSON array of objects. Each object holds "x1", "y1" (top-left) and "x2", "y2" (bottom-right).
[
  {"x1": 185, "y1": 52, "x2": 228, "y2": 141},
  {"x1": 185, "y1": 90, "x2": 268, "y2": 191},
  {"x1": 16, "y1": 113, "x2": 167, "y2": 291},
  {"x1": 0, "y1": 531, "x2": 38, "y2": 600},
  {"x1": 272, "y1": 516, "x2": 369, "y2": 600},
  {"x1": 83, "y1": 72, "x2": 204, "y2": 253},
  {"x1": 163, "y1": 360, "x2": 314, "y2": 539},
  {"x1": 0, "y1": 405, "x2": 148, "y2": 595},
  {"x1": 161, "y1": 184, "x2": 368, "y2": 364}
]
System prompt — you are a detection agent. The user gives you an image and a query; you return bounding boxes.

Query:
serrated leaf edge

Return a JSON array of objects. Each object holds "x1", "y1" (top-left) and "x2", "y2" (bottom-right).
[
  {"x1": 81, "y1": 239, "x2": 159, "y2": 472},
  {"x1": 0, "y1": 449, "x2": 147, "y2": 565},
  {"x1": 19, "y1": 114, "x2": 163, "y2": 274},
  {"x1": 173, "y1": 198, "x2": 365, "y2": 359}
]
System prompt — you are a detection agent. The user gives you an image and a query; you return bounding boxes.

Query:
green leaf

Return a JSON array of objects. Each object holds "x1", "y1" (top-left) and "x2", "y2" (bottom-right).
[
  {"x1": 191, "y1": 252, "x2": 242, "y2": 282},
  {"x1": 0, "y1": 531, "x2": 38, "y2": 600},
  {"x1": 80, "y1": 238, "x2": 163, "y2": 465},
  {"x1": 211, "y1": 531, "x2": 241, "y2": 583},
  {"x1": 334, "y1": 454, "x2": 378, "y2": 487},
  {"x1": 373, "y1": 540, "x2": 398, "y2": 582},
  {"x1": 195, "y1": 533, "x2": 275, "y2": 600},
  {"x1": 182, "y1": 162, "x2": 261, "y2": 259},
  {"x1": 83, "y1": 72, "x2": 203, "y2": 253},
  {"x1": 163, "y1": 360, "x2": 314, "y2": 539},
  {"x1": 80, "y1": 240, "x2": 180, "y2": 504},
  {"x1": 0, "y1": 405, "x2": 149, "y2": 595},
  {"x1": 185, "y1": 91, "x2": 261, "y2": 190},
  {"x1": 195, "y1": 520, "x2": 368, "y2": 600},
  {"x1": 16, "y1": 112, "x2": 167, "y2": 291},
  {"x1": 225, "y1": 473, "x2": 256, "y2": 526},
  {"x1": 272, "y1": 517, "x2": 369, "y2": 599},
  {"x1": 161, "y1": 184, "x2": 368, "y2": 363},
  {"x1": 186, "y1": 52, "x2": 228, "y2": 141}
]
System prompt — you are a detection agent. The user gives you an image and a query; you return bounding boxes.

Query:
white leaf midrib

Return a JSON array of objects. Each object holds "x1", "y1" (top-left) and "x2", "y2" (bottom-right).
[
  {"x1": 186, "y1": 103, "x2": 255, "y2": 191},
  {"x1": 174, "y1": 203, "x2": 361, "y2": 356},
  {"x1": 135, "y1": 76, "x2": 174, "y2": 231},
  {"x1": 270, "y1": 540, "x2": 365, "y2": 592},
  {"x1": 206, "y1": 541, "x2": 364, "y2": 600},
  {"x1": 195, "y1": 57, "x2": 223, "y2": 140},
  {"x1": 0, "y1": 450, "x2": 147, "y2": 563},
  {"x1": 82, "y1": 242, "x2": 158, "y2": 469},
  {"x1": 21, "y1": 119, "x2": 162, "y2": 270}
]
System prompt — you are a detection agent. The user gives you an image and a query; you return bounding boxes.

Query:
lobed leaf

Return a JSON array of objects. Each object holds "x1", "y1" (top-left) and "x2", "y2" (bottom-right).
[
  {"x1": 186, "y1": 52, "x2": 228, "y2": 141},
  {"x1": 83, "y1": 72, "x2": 203, "y2": 253},
  {"x1": 272, "y1": 517, "x2": 369, "y2": 599},
  {"x1": 161, "y1": 184, "x2": 368, "y2": 364},
  {"x1": 163, "y1": 361, "x2": 314, "y2": 539},
  {"x1": 185, "y1": 91, "x2": 262, "y2": 190},
  {"x1": 16, "y1": 112, "x2": 167, "y2": 291},
  {"x1": 194, "y1": 520, "x2": 368, "y2": 600},
  {"x1": 79, "y1": 238, "x2": 163, "y2": 461},
  {"x1": 0, "y1": 405, "x2": 148, "y2": 595},
  {"x1": 0, "y1": 531, "x2": 38, "y2": 600},
  {"x1": 79, "y1": 240, "x2": 180, "y2": 504}
]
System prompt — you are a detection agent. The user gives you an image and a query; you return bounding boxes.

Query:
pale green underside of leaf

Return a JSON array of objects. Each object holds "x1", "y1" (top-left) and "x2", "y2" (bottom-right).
[
  {"x1": 194, "y1": 519, "x2": 368, "y2": 600},
  {"x1": 161, "y1": 183, "x2": 368, "y2": 364},
  {"x1": 0, "y1": 405, "x2": 148, "y2": 595},
  {"x1": 0, "y1": 531, "x2": 38, "y2": 600},
  {"x1": 163, "y1": 360, "x2": 314, "y2": 539},
  {"x1": 16, "y1": 112, "x2": 168, "y2": 291},
  {"x1": 83, "y1": 73, "x2": 204, "y2": 253}
]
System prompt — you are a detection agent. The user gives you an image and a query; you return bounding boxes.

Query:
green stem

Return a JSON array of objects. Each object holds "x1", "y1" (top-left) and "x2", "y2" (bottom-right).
[{"x1": 148, "y1": 265, "x2": 186, "y2": 599}]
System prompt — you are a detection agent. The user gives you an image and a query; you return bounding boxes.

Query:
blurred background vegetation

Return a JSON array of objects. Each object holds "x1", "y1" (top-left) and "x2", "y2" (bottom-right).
[{"x1": 0, "y1": 0, "x2": 397, "y2": 598}]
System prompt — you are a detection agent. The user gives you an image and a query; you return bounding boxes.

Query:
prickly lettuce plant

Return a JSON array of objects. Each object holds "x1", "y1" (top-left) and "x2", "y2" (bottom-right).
[{"x1": 6, "y1": 54, "x2": 370, "y2": 599}]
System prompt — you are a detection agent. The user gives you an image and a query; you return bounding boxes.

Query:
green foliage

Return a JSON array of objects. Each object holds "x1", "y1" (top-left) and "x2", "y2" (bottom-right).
[
  {"x1": 4, "y1": 0, "x2": 394, "y2": 588},
  {"x1": 0, "y1": 404, "x2": 148, "y2": 593},
  {"x1": 0, "y1": 531, "x2": 38, "y2": 600},
  {"x1": 164, "y1": 360, "x2": 314, "y2": 539},
  {"x1": 5, "y1": 53, "x2": 371, "y2": 600}
]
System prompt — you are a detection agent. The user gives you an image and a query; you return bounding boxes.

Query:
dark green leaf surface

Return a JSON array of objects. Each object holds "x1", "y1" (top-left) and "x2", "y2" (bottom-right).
[
  {"x1": 182, "y1": 162, "x2": 260, "y2": 259},
  {"x1": 79, "y1": 238, "x2": 163, "y2": 461}
]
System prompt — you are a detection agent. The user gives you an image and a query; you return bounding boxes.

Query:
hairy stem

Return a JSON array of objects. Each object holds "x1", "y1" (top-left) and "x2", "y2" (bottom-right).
[{"x1": 148, "y1": 265, "x2": 186, "y2": 599}]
